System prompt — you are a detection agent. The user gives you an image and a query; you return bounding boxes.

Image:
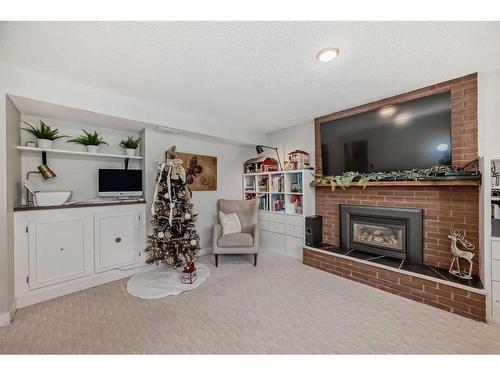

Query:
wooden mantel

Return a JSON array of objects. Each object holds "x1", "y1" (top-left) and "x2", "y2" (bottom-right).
[{"x1": 312, "y1": 179, "x2": 480, "y2": 188}]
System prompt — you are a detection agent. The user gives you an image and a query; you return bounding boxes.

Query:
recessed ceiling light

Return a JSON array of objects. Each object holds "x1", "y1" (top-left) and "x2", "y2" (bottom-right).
[
  {"x1": 379, "y1": 105, "x2": 396, "y2": 117},
  {"x1": 316, "y1": 47, "x2": 340, "y2": 62}
]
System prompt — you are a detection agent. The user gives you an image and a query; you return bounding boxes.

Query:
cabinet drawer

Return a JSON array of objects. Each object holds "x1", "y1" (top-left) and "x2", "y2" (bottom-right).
[
  {"x1": 493, "y1": 259, "x2": 500, "y2": 281},
  {"x1": 258, "y1": 211, "x2": 270, "y2": 222},
  {"x1": 94, "y1": 212, "x2": 138, "y2": 273},
  {"x1": 28, "y1": 216, "x2": 91, "y2": 289},
  {"x1": 286, "y1": 215, "x2": 304, "y2": 227},
  {"x1": 286, "y1": 224, "x2": 304, "y2": 238},
  {"x1": 258, "y1": 220, "x2": 270, "y2": 231},
  {"x1": 493, "y1": 281, "x2": 500, "y2": 320},
  {"x1": 270, "y1": 213, "x2": 286, "y2": 224},
  {"x1": 270, "y1": 222, "x2": 286, "y2": 234},
  {"x1": 492, "y1": 240, "x2": 500, "y2": 260}
]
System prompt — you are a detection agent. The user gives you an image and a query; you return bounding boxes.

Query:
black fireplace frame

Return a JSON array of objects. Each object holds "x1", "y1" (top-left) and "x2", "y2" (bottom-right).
[{"x1": 340, "y1": 204, "x2": 423, "y2": 264}]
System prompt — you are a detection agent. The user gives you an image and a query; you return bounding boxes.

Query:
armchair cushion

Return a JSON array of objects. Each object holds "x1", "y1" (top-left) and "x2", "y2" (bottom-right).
[
  {"x1": 218, "y1": 211, "x2": 242, "y2": 236},
  {"x1": 218, "y1": 199, "x2": 258, "y2": 233},
  {"x1": 217, "y1": 232, "x2": 254, "y2": 248}
]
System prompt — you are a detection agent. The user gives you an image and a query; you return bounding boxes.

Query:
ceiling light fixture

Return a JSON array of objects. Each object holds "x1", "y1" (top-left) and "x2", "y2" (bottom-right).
[{"x1": 316, "y1": 47, "x2": 340, "y2": 63}]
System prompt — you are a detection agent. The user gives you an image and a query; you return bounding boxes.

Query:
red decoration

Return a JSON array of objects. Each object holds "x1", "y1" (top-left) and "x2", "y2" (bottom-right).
[{"x1": 181, "y1": 261, "x2": 197, "y2": 284}]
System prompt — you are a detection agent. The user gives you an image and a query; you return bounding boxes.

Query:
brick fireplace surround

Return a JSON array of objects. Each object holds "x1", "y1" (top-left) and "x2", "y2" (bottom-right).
[{"x1": 304, "y1": 73, "x2": 486, "y2": 321}]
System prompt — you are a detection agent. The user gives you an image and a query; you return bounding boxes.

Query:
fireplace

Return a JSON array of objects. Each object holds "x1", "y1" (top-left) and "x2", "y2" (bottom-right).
[{"x1": 340, "y1": 204, "x2": 423, "y2": 264}]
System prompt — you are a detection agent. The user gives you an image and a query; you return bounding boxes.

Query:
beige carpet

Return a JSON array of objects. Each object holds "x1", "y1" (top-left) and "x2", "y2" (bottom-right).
[{"x1": 1, "y1": 251, "x2": 500, "y2": 354}]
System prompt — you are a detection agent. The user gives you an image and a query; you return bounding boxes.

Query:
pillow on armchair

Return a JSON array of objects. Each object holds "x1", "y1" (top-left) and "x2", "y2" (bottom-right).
[{"x1": 218, "y1": 211, "x2": 241, "y2": 236}]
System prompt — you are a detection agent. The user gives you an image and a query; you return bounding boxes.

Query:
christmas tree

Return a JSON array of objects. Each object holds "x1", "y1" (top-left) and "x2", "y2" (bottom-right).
[{"x1": 146, "y1": 146, "x2": 200, "y2": 267}]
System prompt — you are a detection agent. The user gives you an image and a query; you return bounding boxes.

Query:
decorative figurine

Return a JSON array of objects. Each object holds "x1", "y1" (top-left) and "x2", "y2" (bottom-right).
[{"x1": 448, "y1": 229, "x2": 475, "y2": 280}]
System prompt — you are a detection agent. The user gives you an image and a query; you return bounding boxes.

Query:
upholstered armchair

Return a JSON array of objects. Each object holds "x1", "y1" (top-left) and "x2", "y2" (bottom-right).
[{"x1": 212, "y1": 199, "x2": 259, "y2": 267}]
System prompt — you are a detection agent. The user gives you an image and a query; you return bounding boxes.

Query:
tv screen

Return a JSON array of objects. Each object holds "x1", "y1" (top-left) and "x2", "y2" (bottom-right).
[
  {"x1": 320, "y1": 92, "x2": 452, "y2": 175},
  {"x1": 98, "y1": 169, "x2": 143, "y2": 197}
]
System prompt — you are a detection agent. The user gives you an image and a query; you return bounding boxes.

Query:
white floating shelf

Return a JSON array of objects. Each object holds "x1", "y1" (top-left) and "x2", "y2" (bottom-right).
[{"x1": 17, "y1": 146, "x2": 143, "y2": 160}]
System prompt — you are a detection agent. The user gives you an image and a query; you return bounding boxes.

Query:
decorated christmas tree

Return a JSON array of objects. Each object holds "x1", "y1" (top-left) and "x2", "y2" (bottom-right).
[{"x1": 146, "y1": 146, "x2": 200, "y2": 267}]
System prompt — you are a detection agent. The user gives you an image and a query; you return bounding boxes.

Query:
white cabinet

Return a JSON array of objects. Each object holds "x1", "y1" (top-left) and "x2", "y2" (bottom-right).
[
  {"x1": 15, "y1": 202, "x2": 146, "y2": 307},
  {"x1": 94, "y1": 211, "x2": 140, "y2": 273},
  {"x1": 493, "y1": 281, "x2": 500, "y2": 320},
  {"x1": 492, "y1": 239, "x2": 500, "y2": 260},
  {"x1": 28, "y1": 213, "x2": 92, "y2": 289},
  {"x1": 493, "y1": 259, "x2": 500, "y2": 281},
  {"x1": 242, "y1": 170, "x2": 314, "y2": 261}
]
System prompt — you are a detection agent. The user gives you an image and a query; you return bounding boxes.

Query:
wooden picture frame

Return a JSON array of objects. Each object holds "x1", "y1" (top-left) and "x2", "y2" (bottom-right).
[{"x1": 168, "y1": 151, "x2": 218, "y2": 191}]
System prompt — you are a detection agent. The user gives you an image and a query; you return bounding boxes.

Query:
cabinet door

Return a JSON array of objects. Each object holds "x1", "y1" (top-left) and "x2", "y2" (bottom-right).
[
  {"x1": 492, "y1": 281, "x2": 500, "y2": 321},
  {"x1": 28, "y1": 215, "x2": 92, "y2": 289},
  {"x1": 94, "y1": 211, "x2": 139, "y2": 273}
]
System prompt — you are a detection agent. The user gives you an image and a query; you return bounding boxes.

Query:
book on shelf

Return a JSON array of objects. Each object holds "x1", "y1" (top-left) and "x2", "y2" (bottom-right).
[
  {"x1": 258, "y1": 194, "x2": 268, "y2": 210},
  {"x1": 257, "y1": 176, "x2": 269, "y2": 192},
  {"x1": 245, "y1": 193, "x2": 256, "y2": 200},
  {"x1": 270, "y1": 174, "x2": 284, "y2": 192}
]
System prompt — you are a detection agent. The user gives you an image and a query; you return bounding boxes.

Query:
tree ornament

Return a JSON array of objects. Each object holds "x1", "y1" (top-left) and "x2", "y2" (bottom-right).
[
  {"x1": 157, "y1": 231, "x2": 164, "y2": 239},
  {"x1": 190, "y1": 239, "x2": 197, "y2": 246},
  {"x1": 185, "y1": 213, "x2": 191, "y2": 220}
]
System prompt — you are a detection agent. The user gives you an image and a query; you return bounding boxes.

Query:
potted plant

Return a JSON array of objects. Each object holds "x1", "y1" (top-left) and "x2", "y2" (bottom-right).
[
  {"x1": 119, "y1": 136, "x2": 141, "y2": 157},
  {"x1": 21, "y1": 120, "x2": 67, "y2": 149},
  {"x1": 68, "y1": 129, "x2": 108, "y2": 153}
]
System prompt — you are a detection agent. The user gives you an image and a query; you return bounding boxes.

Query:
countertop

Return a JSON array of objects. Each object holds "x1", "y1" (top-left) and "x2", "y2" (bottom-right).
[{"x1": 14, "y1": 199, "x2": 146, "y2": 212}]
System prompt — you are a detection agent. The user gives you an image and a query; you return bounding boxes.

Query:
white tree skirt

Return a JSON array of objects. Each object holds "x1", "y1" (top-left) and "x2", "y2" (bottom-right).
[{"x1": 127, "y1": 263, "x2": 210, "y2": 299}]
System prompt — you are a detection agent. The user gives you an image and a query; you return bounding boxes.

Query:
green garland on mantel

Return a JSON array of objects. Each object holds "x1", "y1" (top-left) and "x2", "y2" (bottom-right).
[{"x1": 313, "y1": 166, "x2": 461, "y2": 191}]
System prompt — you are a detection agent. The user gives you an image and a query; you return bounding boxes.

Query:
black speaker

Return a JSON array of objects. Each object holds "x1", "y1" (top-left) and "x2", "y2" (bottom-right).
[{"x1": 305, "y1": 215, "x2": 322, "y2": 246}]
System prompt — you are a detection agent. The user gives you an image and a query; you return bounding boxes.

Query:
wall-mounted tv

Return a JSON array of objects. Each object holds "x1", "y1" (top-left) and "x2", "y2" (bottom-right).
[{"x1": 320, "y1": 91, "x2": 452, "y2": 175}]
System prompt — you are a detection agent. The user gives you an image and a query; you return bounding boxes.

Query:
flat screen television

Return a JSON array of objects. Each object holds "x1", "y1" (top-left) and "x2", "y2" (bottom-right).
[
  {"x1": 320, "y1": 91, "x2": 452, "y2": 175},
  {"x1": 98, "y1": 169, "x2": 143, "y2": 197}
]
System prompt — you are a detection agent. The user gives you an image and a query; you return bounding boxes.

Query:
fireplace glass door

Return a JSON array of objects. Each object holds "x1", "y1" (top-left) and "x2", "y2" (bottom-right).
[{"x1": 350, "y1": 217, "x2": 406, "y2": 258}]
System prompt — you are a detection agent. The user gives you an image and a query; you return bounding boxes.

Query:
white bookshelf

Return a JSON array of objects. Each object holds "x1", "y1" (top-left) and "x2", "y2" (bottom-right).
[
  {"x1": 480, "y1": 157, "x2": 500, "y2": 322},
  {"x1": 242, "y1": 170, "x2": 314, "y2": 260}
]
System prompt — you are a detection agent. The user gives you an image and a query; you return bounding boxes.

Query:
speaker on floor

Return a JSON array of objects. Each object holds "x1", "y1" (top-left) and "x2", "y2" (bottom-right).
[{"x1": 305, "y1": 215, "x2": 322, "y2": 246}]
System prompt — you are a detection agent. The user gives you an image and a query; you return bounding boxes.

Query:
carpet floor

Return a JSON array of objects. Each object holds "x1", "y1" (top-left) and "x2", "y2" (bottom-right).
[{"x1": 1, "y1": 251, "x2": 500, "y2": 354}]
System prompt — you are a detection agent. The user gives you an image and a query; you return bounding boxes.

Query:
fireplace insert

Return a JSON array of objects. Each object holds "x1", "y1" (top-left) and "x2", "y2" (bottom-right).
[{"x1": 340, "y1": 204, "x2": 423, "y2": 264}]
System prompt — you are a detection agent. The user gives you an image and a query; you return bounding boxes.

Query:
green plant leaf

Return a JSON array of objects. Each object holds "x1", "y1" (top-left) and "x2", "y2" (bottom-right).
[
  {"x1": 68, "y1": 129, "x2": 108, "y2": 146},
  {"x1": 21, "y1": 120, "x2": 67, "y2": 140},
  {"x1": 119, "y1": 136, "x2": 141, "y2": 149}
]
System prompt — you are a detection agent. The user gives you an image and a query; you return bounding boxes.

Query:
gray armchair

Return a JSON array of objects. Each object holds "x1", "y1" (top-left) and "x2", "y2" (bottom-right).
[{"x1": 213, "y1": 199, "x2": 259, "y2": 267}]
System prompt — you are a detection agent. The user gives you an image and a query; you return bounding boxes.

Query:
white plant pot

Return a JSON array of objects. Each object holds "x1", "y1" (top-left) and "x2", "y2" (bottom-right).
[
  {"x1": 37, "y1": 139, "x2": 53, "y2": 149},
  {"x1": 86, "y1": 145, "x2": 98, "y2": 153},
  {"x1": 125, "y1": 148, "x2": 137, "y2": 157}
]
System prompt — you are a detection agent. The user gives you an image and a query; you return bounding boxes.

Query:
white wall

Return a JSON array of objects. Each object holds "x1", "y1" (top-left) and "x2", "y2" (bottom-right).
[
  {"x1": 0, "y1": 95, "x2": 21, "y2": 322},
  {"x1": 265, "y1": 121, "x2": 316, "y2": 218},
  {"x1": 265, "y1": 122, "x2": 315, "y2": 170},
  {"x1": 479, "y1": 69, "x2": 500, "y2": 158},
  {"x1": 20, "y1": 115, "x2": 141, "y2": 202},
  {"x1": 144, "y1": 127, "x2": 254, "y2": 252}
]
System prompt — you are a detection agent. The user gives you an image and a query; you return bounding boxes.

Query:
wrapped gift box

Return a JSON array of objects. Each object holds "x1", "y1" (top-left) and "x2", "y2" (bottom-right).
[{"x1": 181, "y1": 262, "x2": 197, "y2": 284}]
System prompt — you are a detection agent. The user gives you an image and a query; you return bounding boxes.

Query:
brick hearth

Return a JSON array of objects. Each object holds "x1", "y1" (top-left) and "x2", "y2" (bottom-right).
[
  {"x1": 303, "y1": 247, "x2": 486, "y2": 321},
  {"x1": 315, "y1": 185, "x2": 479, "y2": 274}
]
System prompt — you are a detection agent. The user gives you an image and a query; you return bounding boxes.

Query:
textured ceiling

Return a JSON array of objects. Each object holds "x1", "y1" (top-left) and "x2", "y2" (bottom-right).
[{"x1": 1, "y1": 21, "x2": 500, "y2": 136}]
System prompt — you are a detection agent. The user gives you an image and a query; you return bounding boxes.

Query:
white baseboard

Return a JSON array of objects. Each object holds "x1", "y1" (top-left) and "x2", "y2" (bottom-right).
[{"x1": 0, "y1": 300, "x2": 17, "y2": 326}]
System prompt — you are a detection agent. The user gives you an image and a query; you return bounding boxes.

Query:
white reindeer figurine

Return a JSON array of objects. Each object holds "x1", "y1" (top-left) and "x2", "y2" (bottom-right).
[{"x1": 448, "y1": 229, "x2": 475, "y2": 280}]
